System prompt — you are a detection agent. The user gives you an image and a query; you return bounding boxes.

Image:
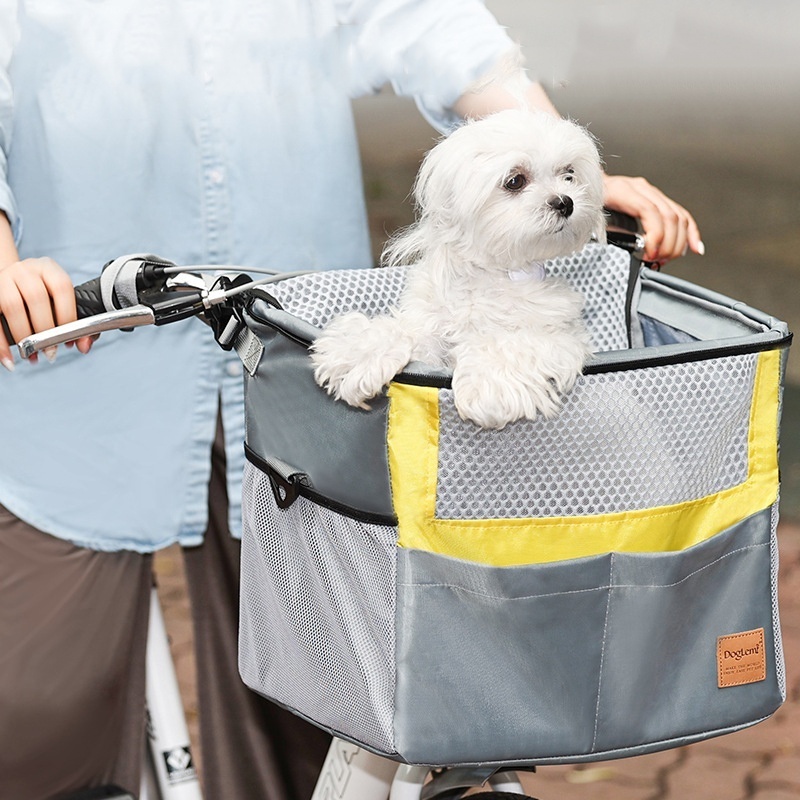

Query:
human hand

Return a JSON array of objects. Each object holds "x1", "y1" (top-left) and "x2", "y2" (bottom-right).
[
  {"x1": 0, "y1": 257, "x2": 94, "y2": 371},
  {"x1": 602, "y1": 174, "x2": 704, "y2": 265}
]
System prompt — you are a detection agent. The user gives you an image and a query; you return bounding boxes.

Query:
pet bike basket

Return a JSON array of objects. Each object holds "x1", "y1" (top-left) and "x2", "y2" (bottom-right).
[{"x1": 233, "y1": 243, "x2": 792, "y2": 767}]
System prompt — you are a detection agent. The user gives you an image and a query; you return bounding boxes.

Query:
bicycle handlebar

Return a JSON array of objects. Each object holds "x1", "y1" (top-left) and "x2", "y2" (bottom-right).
[
  {"x1": 6, "y1": 212, "x2": 647, "y2": 359},
  {"x1": 12, "y1": 254, "x2": 260, "y2": 357},
  {"x1": 16, "y1": 305, "x2": 157, "y2": 359},
  {"x1": 7, "y1": 274, "x2": 140, "y2": 357},
  {"x1": 73, "y1": 276, "x2": 108, "y2": 319}
]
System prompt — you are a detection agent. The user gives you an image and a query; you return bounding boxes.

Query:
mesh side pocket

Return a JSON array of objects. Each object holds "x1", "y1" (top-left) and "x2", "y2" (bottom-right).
[
  {"x1": 436, "y1": 353, "x2": 757, "y2": 519},
  {"x1": 239, "y1": 461, "x2": 398, "y2": 753}
]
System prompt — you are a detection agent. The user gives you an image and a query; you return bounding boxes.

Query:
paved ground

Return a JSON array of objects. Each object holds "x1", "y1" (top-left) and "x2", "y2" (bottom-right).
[{"x1": 154, "y1": 4, "x2": 800, "y2": 795}]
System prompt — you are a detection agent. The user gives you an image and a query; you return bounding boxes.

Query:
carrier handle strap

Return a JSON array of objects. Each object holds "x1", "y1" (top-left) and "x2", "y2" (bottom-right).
[{"x1": 234, "y1": 327, "x2": 264, "y2": 376}]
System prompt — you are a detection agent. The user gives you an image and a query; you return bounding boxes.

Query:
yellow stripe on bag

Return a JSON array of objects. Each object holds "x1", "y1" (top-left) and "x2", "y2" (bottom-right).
[{"x1": 387, "y1": 350, "x2": 781, "y2": 566}]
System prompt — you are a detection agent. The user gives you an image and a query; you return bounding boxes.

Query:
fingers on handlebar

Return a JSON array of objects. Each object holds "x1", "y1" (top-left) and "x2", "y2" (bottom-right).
[
  {"x1": 639, "y1": 195, "x2": 699, "y2": 265},
  {"x1": 0, "y1": 258, "x2": 93, "y2": 370},
  {"x1": 603, "y1": 175, "x2": 704, "y2": 265}
]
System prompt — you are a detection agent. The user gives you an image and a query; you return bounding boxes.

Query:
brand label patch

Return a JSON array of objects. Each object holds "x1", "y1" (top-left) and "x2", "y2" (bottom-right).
[{"x1": 717, "y1": 628, "x2": 766, "y2": 688}]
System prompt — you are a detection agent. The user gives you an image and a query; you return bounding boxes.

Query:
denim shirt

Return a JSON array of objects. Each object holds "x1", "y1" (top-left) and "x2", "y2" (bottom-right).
[{"x1": 0, "y1": 0, "x2": 511, "y2": 551}]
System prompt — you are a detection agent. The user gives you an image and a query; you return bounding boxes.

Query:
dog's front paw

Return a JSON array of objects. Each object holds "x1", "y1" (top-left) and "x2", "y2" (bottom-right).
[
  {"x1": 451, "y1": 336, "x2": 588, "y2": 429},
  {"x1": 311, "y1": 313, "x2": 414, "y2": 409},
  {"x1": 452, "y1": 366, "x2": 563, "y2": 430},
  {"x1": 450, "y1": 372, "x2": 504, "y2": 429}
]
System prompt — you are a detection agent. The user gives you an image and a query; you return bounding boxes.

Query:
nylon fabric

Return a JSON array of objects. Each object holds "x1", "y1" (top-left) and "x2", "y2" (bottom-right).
[
  {"x1": 391, "y1": 508, "x2": 782, "y2": 765},
  {"x1": 244, "y1": 318, "x2": 395, "y2": 517}
]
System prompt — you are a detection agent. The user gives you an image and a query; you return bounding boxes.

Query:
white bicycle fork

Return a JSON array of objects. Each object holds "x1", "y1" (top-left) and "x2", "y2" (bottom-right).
[{"x1": 141, "y1": 587, "x2": 203, "y2": 800}]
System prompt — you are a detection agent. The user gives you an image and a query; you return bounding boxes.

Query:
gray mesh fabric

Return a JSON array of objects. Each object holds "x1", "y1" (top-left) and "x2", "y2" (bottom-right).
[
  {"x1": 546, "y1": 243, "x2": 632, "y2": 352},
  {"x1": 267, "y1": 266, "x2": 408, "y2": 329},
  {"x1": 436, "y1": 353, "x2": 757, "y2": 519},
  {"x1": 238, "y1": 462, "x2": 398, "y2": 753},
  {"x1": 265, "y1": 243, "x2": 632, "y2": 352}
]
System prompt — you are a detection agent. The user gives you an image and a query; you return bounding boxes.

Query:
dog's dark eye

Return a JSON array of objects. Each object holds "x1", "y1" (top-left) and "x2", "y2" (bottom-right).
[
  {"x1": 503, "y1": 173, "x2": 528, "y2": 193},
  {"x1": 562, "y1": 167, "x2": 575, "y2": 183}
]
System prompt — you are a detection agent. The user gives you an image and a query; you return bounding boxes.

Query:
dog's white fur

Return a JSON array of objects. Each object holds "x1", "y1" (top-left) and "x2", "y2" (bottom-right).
[{"x1": 311, "y1": 109, "x2": 606, "y2": 429}]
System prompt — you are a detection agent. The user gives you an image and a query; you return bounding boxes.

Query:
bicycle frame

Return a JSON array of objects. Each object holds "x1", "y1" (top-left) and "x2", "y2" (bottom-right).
[{"x1": 142, "y1": 587, "x2": 203, "y2": 800}]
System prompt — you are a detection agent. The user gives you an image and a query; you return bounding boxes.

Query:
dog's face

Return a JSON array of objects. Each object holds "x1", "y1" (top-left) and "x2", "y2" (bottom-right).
[{"x1": 414, "y1": 109, "x2": 605, "y2": 267}]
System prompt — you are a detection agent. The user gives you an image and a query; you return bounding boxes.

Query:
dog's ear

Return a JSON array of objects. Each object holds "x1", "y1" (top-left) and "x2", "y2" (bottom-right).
[
  {"x1": 413, "y1": 124, "x2": 497, "y2": 226},
  {"x1": 412, "y1": 137, "x2": 449, "y2": 214},
  {"x1": 566, "y1": 121, "x2": 607, "y2": 245}
]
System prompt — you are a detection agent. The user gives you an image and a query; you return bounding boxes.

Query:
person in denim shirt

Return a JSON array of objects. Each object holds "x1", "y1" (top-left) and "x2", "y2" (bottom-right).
[{"x1": 0, "y1": 1, "x2": 702, "y2": 798}]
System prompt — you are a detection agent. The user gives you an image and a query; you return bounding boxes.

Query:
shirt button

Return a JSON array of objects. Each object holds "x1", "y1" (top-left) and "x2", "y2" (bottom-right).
[
  {"x1": 226, "y1": 361, "x2": 241, "y2": 377},
  {"x1": 210, "y1": 169, "x2": 224, "y2": 185}
]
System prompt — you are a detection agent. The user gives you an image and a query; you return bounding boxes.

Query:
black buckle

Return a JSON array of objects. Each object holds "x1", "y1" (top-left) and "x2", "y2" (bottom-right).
[
  {"x1": 265, "y1": 462, "x2": 304, "y2": 509},
  {"x1": 206, "y1": 274, "x2": 253, "y2": 350}
]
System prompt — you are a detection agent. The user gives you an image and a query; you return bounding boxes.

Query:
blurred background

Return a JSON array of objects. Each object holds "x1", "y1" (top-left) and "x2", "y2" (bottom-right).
[{"x1": 353, "y1": 0, "x2": 800, "y2": 518}]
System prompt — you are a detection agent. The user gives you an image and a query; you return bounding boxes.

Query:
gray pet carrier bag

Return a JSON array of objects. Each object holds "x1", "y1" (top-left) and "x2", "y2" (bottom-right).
[{"x1": 234, "y1": 243, "x2": 791, "y2": 767}]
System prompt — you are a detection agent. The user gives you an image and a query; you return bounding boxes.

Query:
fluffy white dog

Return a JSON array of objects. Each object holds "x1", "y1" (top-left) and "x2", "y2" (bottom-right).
[{"x1": 311, "y1": 108, "x2": 606, "y2": 429}]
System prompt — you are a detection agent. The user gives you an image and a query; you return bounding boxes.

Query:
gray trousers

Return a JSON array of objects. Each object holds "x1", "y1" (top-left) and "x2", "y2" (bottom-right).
[
  {"x1": 0, "y1": 504, "x2": 152, "y2": 799},
  {"x1": 0, "y1": 415, "x2": 330, "y2": 799}
]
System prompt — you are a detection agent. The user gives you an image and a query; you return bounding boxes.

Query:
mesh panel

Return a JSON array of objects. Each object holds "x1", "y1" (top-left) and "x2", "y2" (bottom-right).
[
  {"x1": 547, "y1": 243, "x2": 632, "y2": 352},
  {"x1": 267, "y1": 266, "x2": 408, "y2": 328},
  {"x1": 436, "y1": 353, "x2": 757, "y2": 519},
  {"x1": 238, "y1": 462, "x2": 398, "y2": 753},
  {"x1": 264, "y1": 243, "x2": 632, "y2": 352}
]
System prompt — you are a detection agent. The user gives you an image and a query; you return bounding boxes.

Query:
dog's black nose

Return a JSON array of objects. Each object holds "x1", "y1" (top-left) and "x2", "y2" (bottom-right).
[{"x1": 547, "y1": 194, "x2": 574, "y2": 218}]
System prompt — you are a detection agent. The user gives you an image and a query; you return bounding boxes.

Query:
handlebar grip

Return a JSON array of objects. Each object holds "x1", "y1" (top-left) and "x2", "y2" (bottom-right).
[
  {"x1": 605, "y1": 209, "x2": 640, "y2": 233},
  {"x1": 74, "y1": 276, "x2": 107, "y2": 319},
  {"x1": 1, "y1": 275, "x2": 107, "y2": 347}
]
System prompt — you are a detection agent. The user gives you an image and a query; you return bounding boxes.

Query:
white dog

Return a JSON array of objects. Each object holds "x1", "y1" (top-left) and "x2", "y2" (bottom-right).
[{"x1": 311, "y1": 109, "x2": 606, "y2": 429}]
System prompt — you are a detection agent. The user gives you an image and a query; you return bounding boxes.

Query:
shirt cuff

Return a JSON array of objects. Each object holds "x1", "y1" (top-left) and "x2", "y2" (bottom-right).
[{"x1": 403, "y1": 42, "x2": 514, "y2": 134}]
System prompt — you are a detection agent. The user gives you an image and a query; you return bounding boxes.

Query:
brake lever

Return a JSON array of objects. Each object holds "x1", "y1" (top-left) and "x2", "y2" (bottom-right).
[
  {"x1": 17, "y1": 281, "x2": 205, "y2": 358},
  {"x1": 18, "y1": 305, "x2": 156, "y2": 359}
]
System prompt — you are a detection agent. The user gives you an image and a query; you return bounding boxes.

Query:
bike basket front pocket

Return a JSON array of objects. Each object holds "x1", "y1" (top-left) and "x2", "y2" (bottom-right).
[{"x1": 392, "y1": 506, "x2": 782, "y2": 765}]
